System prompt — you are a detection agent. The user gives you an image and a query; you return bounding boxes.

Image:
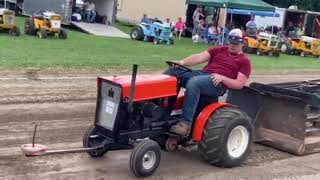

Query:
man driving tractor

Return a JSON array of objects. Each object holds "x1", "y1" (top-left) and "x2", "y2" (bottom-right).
[{"x1": 166, "y1": 28, "x2": 252, "y2": 136}]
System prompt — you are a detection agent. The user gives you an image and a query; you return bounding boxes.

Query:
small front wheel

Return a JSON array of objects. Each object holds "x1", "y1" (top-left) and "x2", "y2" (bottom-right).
[
  {"x1": 168, "y1": 38, "x2": 174, "y2": 45},
  {"x1": 130, "y1": 139, "x2": 161, "y2": 177},
  {"x1": 153, "y1": 37, "x2": 160, "y2": 45},
  {"x1": 59, "y1": 29, "x2": 68, "y2": 39},
  {"x1": 38, "y1": 29, "x2": 47, "y2": 39},
  {"x1": 256, "y1": 49, "x2": 262, "y2": 56},
  {"x1": 9, "y1": 26, "x2": 20, "y2": 36}
]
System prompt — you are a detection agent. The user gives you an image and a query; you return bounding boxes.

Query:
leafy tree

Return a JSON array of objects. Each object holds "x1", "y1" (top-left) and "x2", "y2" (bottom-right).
[{"x1": 263, "y1": 0, "x2": 320, "y2": 11}]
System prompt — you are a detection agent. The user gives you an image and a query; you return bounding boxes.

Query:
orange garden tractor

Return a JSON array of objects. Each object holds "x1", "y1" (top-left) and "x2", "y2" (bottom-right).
[{"x1": 21, "y1": 62, "x2": 253, "y2": 177}]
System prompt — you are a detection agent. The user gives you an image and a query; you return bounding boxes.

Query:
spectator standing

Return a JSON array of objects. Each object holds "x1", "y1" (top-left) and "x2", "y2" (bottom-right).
[
  {"x1": 193, "y1": 7, "x2": 204, "y2": 35},
  {"x1": 246, "y1": 16, "x2": 257, "y2": 30}
]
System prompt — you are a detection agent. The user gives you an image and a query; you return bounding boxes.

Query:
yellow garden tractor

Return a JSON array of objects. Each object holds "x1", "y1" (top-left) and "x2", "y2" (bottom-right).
[
  {"x1": 280, "y1": 33, "x2": 320, "y2": 58},
  {"x1": 0, "y1": 8, "x2": 20, "y2": 36},
  {"x1": 244, "y1": 32, "x2": 280, "y2": 57},
  {"x1": 24, "y1": 10, "x2": 67, "y2": 39}
]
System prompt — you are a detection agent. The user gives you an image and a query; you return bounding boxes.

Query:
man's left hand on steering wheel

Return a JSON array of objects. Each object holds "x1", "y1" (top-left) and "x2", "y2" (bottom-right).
[{"x1": 166, "y1": 61, "x2": 192, "y2": 73}]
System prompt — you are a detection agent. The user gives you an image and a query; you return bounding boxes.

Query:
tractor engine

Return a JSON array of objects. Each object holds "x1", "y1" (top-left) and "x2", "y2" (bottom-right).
[
  {"x1": 120, "y1": 100, "x2": 167, "y2": 131},
  {"x1": 141, "y1": 101, "x2": 164, "y2": 122},
  {"x1": 95, "y1": 74, "x2": 177, "y2": 133}
]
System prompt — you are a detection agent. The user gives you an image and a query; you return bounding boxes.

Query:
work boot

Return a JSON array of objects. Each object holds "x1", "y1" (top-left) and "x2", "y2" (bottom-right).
[{"x1": 170, "y1": 121, "x2": 190, "y2": 136}]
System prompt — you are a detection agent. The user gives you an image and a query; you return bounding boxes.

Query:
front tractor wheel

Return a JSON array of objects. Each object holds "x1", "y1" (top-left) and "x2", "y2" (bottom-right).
[
  {"x1": 256, "y1": 49, "x2": 262, "y2": 56},
  {"x1": 130, "y1": 139, "x2": 161, "y2": 177},
  {"x1": 38, "y1": 29, "x2": 48, "y2": 39},
  {"x1": 168, "y1": 38, "x2": 174, "y2": 45},
  {"x1": 59, "y1": 29, "x2": 68, "y2": 39},
  {"x1": 198, "y1": 107, "x2": 253, "y2": 168},
  {"x1": 9, "y1": 26, "x2": 20, "y2": 36},
  {"x1": 83, "y1": 124, "x2": 108, "y2": 158}
]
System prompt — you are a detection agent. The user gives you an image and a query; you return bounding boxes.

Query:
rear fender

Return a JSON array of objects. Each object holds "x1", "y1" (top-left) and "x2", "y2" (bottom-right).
[
  {"x1": 137, "y1": 24, "x2": 150, "y2": 35},
  {"x1": 192, "y1": 102, "x2": 230, "y2": 141}
]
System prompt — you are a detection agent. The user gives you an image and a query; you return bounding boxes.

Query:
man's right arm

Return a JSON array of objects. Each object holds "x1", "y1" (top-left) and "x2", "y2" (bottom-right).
[{"x1": 178, "y1": 51, "x2": 211, "y2": 66}]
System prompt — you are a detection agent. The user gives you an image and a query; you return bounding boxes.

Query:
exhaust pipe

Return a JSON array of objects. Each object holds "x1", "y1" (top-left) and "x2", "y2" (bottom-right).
[{"x1": 128, "y1": 64, "x2": 138, "y2": 114}]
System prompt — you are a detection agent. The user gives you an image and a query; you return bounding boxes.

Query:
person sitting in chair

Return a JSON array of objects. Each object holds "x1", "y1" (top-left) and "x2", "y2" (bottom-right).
[
  {"x1": 174, "y1": 17, "x2": 186, "y2": 40},
  {"x1": 205, "y1": 24, "x2": 222, "y2": 45},
  {"x1": 165, "y1": 29, "x2": 251, "y2": 136},
  {"x1": 84, "y1": 0, "x2": 96, "y2": 23},
  {"x1": 196, "y1": 19, "x2": 206, "y2": 39}
]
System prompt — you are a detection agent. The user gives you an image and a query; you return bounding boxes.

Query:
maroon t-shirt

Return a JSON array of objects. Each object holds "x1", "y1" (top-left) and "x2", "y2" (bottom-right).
[{"x1": 202, "y1": 46, "x2": 251, "y2": 79}]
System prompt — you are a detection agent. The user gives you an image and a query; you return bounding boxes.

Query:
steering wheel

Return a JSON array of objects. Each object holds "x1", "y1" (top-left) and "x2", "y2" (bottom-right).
[{"x1": 166, "y1": 61, "x2": 192, "y2": 72}]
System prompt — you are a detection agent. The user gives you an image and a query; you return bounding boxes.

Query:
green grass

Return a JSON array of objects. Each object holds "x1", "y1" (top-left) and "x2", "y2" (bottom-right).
[{"x1": 0, "y1": 16, "x2": 320, "y2": 73}]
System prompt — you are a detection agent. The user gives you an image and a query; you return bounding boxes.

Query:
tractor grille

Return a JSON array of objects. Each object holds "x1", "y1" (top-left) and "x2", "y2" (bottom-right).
[
  {"x1": 50, "y1": 20, "x2": 61, "y2": 29},
  {"x1": 163, "y1": 32, "x2": 170, "y2": 36},
  {"x1": 4, "y1": 15, "x2": 14, "y2": 25},
  {"x1": 270, "y1": 41, "x2": 278, "y2": 47},
  {"x1": 96, "y1": 80, "x2": 122, "y2": 131}
]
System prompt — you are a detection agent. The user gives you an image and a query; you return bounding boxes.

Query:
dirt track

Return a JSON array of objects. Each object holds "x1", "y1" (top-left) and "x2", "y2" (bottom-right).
[{"x1": 0, "y1": 73, "x2": 319, "y2": 180}]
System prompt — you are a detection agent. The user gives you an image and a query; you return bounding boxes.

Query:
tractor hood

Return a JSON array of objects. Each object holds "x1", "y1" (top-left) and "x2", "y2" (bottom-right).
[{"x1": 98, "y1": 74, "x2": 177, "y2": 101}]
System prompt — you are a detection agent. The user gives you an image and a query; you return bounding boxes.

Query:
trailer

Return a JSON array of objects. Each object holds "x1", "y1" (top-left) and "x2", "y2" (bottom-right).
[
  {"x1": 22, "y1": 0, "x2": 117, "y2": 25},
  {"x1": 0, "y1": 0, "x2": 16, "y2": 10},
  {"x1": 255, "y1": 7, "x2": 285, "y2": 29},
  {"x1": 283, "y1": 8, "x2": 307, "y2": 29},
  {"x1": 305, "y1": 11, "x2": 320, "y2": 38},
  {"x1": 117, "y1": 0, "x2": 187, "y2": 24}
]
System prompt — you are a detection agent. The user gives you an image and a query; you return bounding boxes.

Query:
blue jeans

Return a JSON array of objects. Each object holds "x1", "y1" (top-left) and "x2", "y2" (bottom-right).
[
  {"x1": 164, "y1": 67, "x2": 226, "y2": 125},
  {"x1": 86, "y1": 10, "x2": 96, "y2": 23}
]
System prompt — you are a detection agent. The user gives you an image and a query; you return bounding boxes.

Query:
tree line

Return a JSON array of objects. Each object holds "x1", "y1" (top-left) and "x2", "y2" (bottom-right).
[{"x1": 263, "y1": 0, "x2": 320, "y2": 12}]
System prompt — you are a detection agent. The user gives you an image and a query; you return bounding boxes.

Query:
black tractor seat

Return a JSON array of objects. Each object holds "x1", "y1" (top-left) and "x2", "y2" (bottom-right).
[{"x1": 33, "y1": 11, "x2": 44, "y2": 19}]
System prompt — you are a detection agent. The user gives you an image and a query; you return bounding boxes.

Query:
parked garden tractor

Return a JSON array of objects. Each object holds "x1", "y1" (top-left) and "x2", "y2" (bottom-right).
[
  {"x1": 24, "y1": 10, "x2": 67, "y2": 39},
  {"x1": 21, "y1": 62, "x2": 253, "y2": 178},
  {"x1": 244, "y1": 32, "x2": 280, "y2": 57},
  {"x1": 0, "y1": 8, "x2": 20, "y2": 36},
  {"x1": 281, "y1": 36, "x2": 320, "y2": 58},
  {"x1": 130, "y1": 20, "x2": 174, "y2": 45}
]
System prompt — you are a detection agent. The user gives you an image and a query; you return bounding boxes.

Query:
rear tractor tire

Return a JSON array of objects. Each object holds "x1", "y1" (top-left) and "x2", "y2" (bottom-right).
[
  {"x1": 24, "y1": 18, "x2": 36, "y2": 35},
  {"x1": 280, "y1": 42, "x2": 292, "y2": 54},
  {"x1": 130, "y1": 139, "x2": 161, "y2": 177},
  {"x1": 83, "y1": 124, "x2": 108, "y2": 158},
  {"x1": 243, "y1": 40, "x2": 254, "y2": 54},
  {"x1": 198, "y1": 107, "x2": 253, "y2": 168},
  {"x1": 130, "y1": 27, "x2": 144, "y2": 41}
]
